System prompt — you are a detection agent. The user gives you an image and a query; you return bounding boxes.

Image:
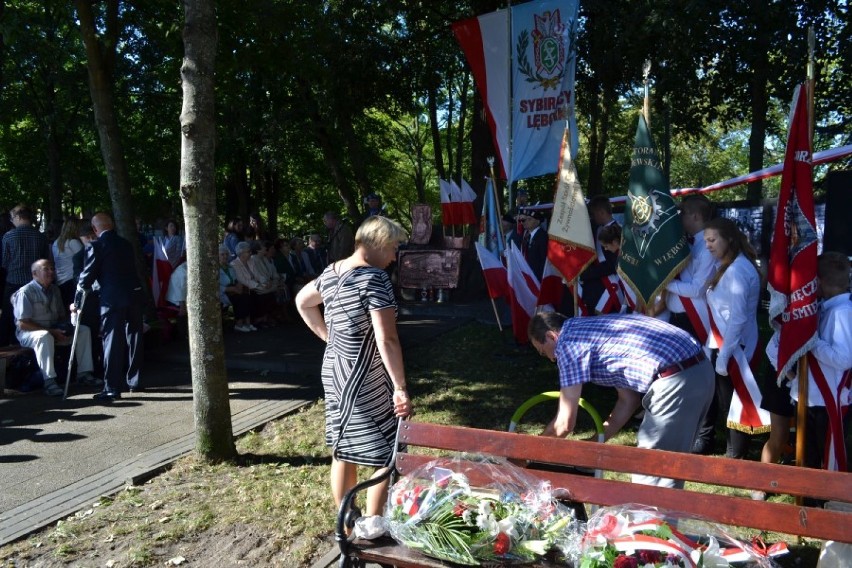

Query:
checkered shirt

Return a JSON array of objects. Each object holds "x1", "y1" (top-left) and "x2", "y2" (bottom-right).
[
  {"x1": 2, "y1": 225, "x2": 51, "y2": 285},
  {"x1": 555, "y1": 314, "x2": 702, "y2": 392}
]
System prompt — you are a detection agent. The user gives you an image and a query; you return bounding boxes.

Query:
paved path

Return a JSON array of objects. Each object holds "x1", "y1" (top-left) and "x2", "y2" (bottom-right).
[{"x1": 0, "y1": 300, "x2": 492, "y2": 546}]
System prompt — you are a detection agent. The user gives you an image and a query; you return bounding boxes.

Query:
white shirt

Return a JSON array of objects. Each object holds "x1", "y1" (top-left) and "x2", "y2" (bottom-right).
[
  {"x1": 790, "y1": 293, "x2": 852, "y2": 406},
  {"x1": 665, "y1": 230, "x2": 717, "y2": 313},
  {"x1": 52, "y1": 238, "x2": 84, "y2": 285},
  {"x1": 165, "y1": 262, "x2": 188, "y2": 305},
  {"x1": 706, "y1": 254, "x2": 761, "y2": 368}
]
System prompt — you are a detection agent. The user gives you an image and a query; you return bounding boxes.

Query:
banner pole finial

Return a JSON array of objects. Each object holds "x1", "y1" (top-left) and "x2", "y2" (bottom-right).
[{"x1": 643, "y1": 60, "x2": 652, "y2": 126}]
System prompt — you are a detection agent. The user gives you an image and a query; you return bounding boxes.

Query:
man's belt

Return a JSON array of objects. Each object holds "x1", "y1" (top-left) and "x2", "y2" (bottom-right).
[{"x1": 656, "y1": 351, "x2": 706, "y2": 379}]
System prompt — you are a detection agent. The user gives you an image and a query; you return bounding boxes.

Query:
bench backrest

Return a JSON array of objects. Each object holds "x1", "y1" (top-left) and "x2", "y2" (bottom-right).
[{"x1": 395, "y1": 421, "x2": 852, "y2": 543}]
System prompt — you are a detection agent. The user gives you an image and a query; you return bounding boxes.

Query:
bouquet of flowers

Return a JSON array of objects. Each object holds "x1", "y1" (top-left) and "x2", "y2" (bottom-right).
[
  {"x1": 384, "y1": 455, "x2": 579, "y2": 566},
  {"x1": 575, "y1": 505, "x2": 788, "y2": 568}
]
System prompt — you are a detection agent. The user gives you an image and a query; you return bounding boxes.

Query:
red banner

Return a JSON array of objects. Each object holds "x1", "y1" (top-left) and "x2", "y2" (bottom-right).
[{"x1": 767, "y1": 84, "x2": 819, "y2": 381}]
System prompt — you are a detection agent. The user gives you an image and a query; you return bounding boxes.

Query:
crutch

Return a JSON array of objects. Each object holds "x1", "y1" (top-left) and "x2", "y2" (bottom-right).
[{"x1": 63, "y1": 290, "x2": 88, "y2": 400}]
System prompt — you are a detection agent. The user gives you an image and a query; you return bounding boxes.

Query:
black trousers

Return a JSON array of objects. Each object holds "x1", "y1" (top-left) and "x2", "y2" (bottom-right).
[
  {"x1": 101, "y1": 301, "x2": 144, "y2": 393},
  {"x1": 0, "y1": 282, "x2": 24, "y2": 346}
]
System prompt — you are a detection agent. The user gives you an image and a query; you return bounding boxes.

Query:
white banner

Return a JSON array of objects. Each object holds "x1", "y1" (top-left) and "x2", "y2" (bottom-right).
[{"x1": 453, "y1": 0, "x2": 580, "y2": 182}]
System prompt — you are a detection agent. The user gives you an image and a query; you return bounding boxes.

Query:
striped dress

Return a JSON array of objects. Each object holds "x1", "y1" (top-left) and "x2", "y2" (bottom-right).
[{"x1": 316, "y1": 265, "x2": 398, "y2": 467}]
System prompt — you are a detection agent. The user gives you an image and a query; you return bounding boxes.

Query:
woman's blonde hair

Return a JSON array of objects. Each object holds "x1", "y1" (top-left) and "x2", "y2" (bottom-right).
[
  {"x1": 705, "y1": 217, "x2": 758, "y2": 289},
  {"x1": 355, "y1": 216, "x2": 408, "y2": 250},
  {"x1": 56, "y1": 218, "x2": 81, "y2": 253}
]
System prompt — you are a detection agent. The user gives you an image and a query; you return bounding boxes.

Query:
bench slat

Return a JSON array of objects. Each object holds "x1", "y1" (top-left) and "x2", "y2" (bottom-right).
[
  {"x1": 399, "y1": 422, "x2": 851, "y2": 502},
  {"x1": 396, "y1": 453, "x2": 852, "y2": 543}
]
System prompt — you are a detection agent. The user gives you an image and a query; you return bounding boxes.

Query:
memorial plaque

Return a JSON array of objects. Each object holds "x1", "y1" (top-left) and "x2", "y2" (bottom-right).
[
  {"x1": 410, "y1": 204, "x2": 433, "y2": 245},
  {"x1": 398, "y1": 249, "x2": 461, "y2": 289}
]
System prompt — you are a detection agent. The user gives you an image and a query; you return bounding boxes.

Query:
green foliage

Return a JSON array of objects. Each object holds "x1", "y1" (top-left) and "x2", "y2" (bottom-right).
[{"x1": 0, "y1": 0, "x2": 849, "y2": 229}]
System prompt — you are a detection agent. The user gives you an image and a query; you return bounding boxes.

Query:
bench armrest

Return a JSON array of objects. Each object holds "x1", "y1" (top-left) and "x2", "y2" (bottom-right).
[{"x1": 335, "y1": 466, "x2": 396, "y2": 565}]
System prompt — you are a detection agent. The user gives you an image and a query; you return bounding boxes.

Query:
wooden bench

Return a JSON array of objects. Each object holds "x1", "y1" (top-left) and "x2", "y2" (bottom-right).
[
  {"x1": 0, "y1": 345, "x2": 36, "y2": 395},
  {"x1": 335, "y1": 421, "x2": 852, "y2": 568}
]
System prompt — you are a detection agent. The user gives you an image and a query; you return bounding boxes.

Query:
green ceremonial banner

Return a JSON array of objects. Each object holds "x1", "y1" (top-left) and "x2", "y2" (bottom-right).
[{"x1": 617, "y1": 113, "x2": 689, "y2": 307}]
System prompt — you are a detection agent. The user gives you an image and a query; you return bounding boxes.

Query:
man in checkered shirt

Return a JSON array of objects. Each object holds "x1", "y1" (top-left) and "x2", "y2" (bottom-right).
[
  {"x1": 528, "y1": 311, "x2": 714, "y2": 488},
  {"x1": 1, "y1": 205, "x2": 51, "y2": 346}
]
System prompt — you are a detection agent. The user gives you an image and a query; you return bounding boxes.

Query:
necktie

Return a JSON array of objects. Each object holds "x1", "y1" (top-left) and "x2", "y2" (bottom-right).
[{"x1": 522, "y1": 232, "x2": 531, "y2": 256}]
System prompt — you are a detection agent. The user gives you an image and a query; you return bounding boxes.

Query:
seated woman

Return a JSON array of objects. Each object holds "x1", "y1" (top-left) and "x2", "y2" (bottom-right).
[
  {"x1": 218, "y1": 245, "x2": 253, "y2": 332},
  {"x1": 230, "y1": 241, "x2": 275, "y2": 328},
  {"x1": 250, "y1": 241, "x2": 289, "y2": 323}
]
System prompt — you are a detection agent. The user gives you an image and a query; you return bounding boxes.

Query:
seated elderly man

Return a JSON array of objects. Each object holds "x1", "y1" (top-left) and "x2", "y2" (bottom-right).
[{"x1": 13, "y1": 259, "x2": 99, "y2": 396}]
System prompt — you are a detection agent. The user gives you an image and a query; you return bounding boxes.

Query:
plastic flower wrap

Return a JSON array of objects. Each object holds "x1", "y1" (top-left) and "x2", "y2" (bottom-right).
[
  {"x1": 573, "y1": 504, "x2": 788, "y2": 568},
  {"x1": 384, "y1": 454, "x2": 580, "y2": 566}
]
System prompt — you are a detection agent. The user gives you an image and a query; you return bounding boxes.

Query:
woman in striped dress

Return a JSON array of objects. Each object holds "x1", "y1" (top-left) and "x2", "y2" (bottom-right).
[{"x1": 295, "y1": 216, "x2": 412, "y2": 516}]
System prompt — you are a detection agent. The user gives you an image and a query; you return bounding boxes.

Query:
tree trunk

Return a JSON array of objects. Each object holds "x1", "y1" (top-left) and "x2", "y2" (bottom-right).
[
  {"x1": 74, "y1": 0, "x2": 152, "y2": 307},
  {"x1": 747, "y1": 70, "x2": 769, "y2": 203},
  {"x1": 180, "y1": 0, "x2": 236, "y2": 461},
  {"x1": 46, "y1": 111, "x2": 64, "y2": 224},
  {"x1": 454, "y1": 71, "x2": 470, "y2": 183},
  {"x1": 471, "y1": 93, "x2": 494, "y2": 210},
  {"x1": 299, "y1": 79, "x2": 359, "y2": 222},
  {"x1": 428, "y1": 83, "x2": 446, "y2": 180},
  {"x1": 266, "y1": 169, "x2": 279, "y2": 238}
]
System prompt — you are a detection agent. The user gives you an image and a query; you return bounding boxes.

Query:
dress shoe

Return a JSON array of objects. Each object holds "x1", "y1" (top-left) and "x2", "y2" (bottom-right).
[
  {"x1": 691, "y1": 439, "x2": 714, "y2": 455},
  {"x1": 93, "y1": 390, "x2": 121, "y2": 401},
  {"x1": 43, "y1": 380, "x2": 64, "y2": 397},
  {"x1": 78, "y1": 372, "x2": 104, "y2": 387}
]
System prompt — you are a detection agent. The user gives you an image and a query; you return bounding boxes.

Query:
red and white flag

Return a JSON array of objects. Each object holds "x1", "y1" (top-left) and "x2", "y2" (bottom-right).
[
  {"x1": 152, "y1": 237, "x2": 173, "y2": 308},
  {"x1": 447, "y1": 179, "x2": 465, "y2": 225},
  {"x1": 547, "y1": 128, "x2": 595, "y2": 283},
  {"x1": 474, "y1": 241, "x2": 509, "y2": 301},
  {"x1": 459, "y1": 178, "x2": 479, "y2": 225},
  {"x1": 506, "y1": 242, "x2": 540, "y2": 344},
  {"x1": 439, "y1": 179, "x2": 456, "y2": 226},
  {"x1": 537, "y1": 258, "x2": 563, "y2": 310},
  {"x1": 767, "y1": 84, "x2": 819, "y2": 382},
  {"x1": 452, "y1": 0, "x2": 580, "y2": 182}
]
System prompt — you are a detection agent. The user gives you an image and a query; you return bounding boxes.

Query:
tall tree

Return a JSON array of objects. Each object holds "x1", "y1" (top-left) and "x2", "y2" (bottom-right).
[
  {"x1": 74, "y1": 0, "x2": 149, "y2": 295},
  {"x1": 180, "y1": 0, "x2": 235, "y2": 461}
]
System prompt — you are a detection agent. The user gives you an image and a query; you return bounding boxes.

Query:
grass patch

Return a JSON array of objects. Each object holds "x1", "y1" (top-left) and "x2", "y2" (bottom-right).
[{"x1": 0, "y1": 321, "x2": 827, "y2": 566}]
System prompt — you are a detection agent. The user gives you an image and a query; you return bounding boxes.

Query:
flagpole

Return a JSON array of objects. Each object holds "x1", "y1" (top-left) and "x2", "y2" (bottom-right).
[
  {"x1": 794, "y1": 27, "x2": 817, "y2": 483},
  {"x1": 642, "y1": 60, "x2": 652, "y2": 125},
  {"x1": 487, "y1": 156, "x2": 505, "y2": 332},
  {"x1": 506, "y1": 0, "x2": 514, "y2": 209}
]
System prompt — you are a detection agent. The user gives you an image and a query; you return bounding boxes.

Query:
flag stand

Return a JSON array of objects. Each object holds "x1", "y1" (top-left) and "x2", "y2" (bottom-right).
[
  {"x1": 793, "y1": 28, "x2": 817, "y2": 504},
  {"x1": 490, "y1": 298, "x2": 504, "y2": 332},
  {"x1": 487, "y1": 158, "x2": 505, "y2": 332}
]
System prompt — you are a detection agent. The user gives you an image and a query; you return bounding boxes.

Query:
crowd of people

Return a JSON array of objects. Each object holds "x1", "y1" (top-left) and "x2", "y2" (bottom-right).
[
  {"x1": 1, "y1": 207, "x2": 144, "y2": 401},
  {"x1": 521, "y1": 193, "x2": 851, "y2": 493},
  {"x1": 0, "y1": 201, "x2": 364, "y2": 397},
  {"x1": 2, "y1": 193, "x2": 848, "y2": 517}
]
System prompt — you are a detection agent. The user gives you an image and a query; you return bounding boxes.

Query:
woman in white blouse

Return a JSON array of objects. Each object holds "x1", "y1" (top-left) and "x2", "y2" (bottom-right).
[
  {"x1": 704, "y1": 216, "x2": 766, "y2": 459},
  {"x1": 52, "y1": 218, "x2": 84, "y2": 309}
]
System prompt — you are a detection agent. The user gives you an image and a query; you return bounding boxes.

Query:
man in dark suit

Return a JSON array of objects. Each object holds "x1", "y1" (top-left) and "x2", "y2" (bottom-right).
[
  {"x1": 518, "y1": 208, "x2": 548, "y2": 281},
  {"x1": 76, "y1": 213, "x2": 144, "y2": 401}
]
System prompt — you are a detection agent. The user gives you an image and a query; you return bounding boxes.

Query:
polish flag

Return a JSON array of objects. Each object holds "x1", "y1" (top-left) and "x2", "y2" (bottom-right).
[
  {"x1": 448, "y1": 180, "x2": 467, "y2": 225},
  {"x1": 537, "y1": 258, "x2": 564, "y2": 310},
  {"x1": 439, "y1": 179, "x2": 456, "y2": 226},
  {"x1": 152, "y1": 237, "x2": 173, "y2": 308},
  {"x1": 474, "y1": 241, "x2": 509, "y2": 300},
  {"x1": 506, "y1": 242, "x2": 540, "y2": 344},
  {"x1": 459, "y1": 178, "x2": 479, "y2": 225}
]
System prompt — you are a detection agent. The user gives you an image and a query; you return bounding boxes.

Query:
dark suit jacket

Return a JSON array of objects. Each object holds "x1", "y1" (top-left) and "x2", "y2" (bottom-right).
[
  {"x1": 523, "y1": 228, "x2": 548, "y2": 281},
  {"x1": 78, "y1": 230, "x2": 141, "y2": 308}
]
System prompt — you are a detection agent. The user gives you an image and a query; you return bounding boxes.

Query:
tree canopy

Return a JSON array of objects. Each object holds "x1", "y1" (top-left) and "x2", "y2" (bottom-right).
[{"x1": 1, "y1": 0, "x2": 849, "y2": 236}]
